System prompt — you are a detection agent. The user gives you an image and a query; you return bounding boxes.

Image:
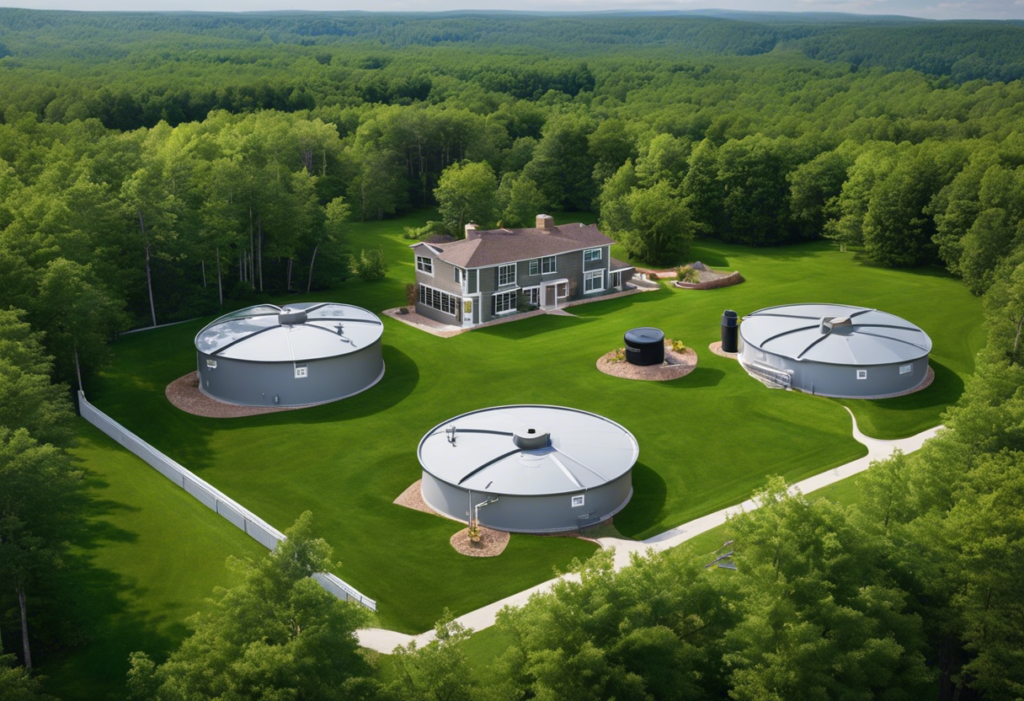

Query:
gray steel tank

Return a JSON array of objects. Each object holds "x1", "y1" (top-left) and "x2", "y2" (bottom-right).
[
  {"x1": 417, "y1": 405, "x2": 638, "y2": 533},
  {"x1": 738, "y1": 303, "x2": 932, "y2": 398},
  {"x1": 194, "y1": 302, "x2": 384, "y2": 407}
]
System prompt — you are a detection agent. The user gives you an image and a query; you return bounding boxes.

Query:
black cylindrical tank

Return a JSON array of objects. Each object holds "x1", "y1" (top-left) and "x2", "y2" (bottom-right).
[
  {"x1": 624, "y1": 327, "x2": 665, "y2": 366},
  {"x1": 721, "y1": 310, "x2": 739, "y2": 353}
]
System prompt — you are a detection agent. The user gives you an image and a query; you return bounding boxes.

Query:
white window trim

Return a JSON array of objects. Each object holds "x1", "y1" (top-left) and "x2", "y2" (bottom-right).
[
  {"x1": 584, "y1": 270, "x2": 604, "y2": 293},
  {"x1": 571, "y1": 494, "x2": 585, "y2": 507},
  {"x1": 522, "y1": 285, "x2": 540, "y2": 306},
  {"x1": 416, "y1": 255, "x2": 434, "y2": 277},
  {"x1": 491, "y1": 289, "x2": 518, "y2": 315},
  {"x1": 454, "y1": 267, "x2": 462, "y2": 284},
  {"x1": 529, "y1": 260, "x2": 539, "y2": 275},
  {"x1": 541, "y1": 255, "x2": 557, "y2": 274},
  {"x1": 857, "y1": 369, "x2": 868, "y2": 380},
  {"x1": 899, "y1": 364, "x2": 913, "y2": 375},
  {"x1": 583, "y1": 248, "x2": 602, "y2": 263},
  {"x1": 419, "y1": 282, "x2": 459, "y2": 317},
  {"x1": 497, "y1": 263, "x2": 517, "y2": 287}
]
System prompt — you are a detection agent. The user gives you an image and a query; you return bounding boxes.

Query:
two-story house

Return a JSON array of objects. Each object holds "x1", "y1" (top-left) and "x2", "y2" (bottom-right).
[{"x1": 410, "y1": 214, "x2": 635, "y2": 328}]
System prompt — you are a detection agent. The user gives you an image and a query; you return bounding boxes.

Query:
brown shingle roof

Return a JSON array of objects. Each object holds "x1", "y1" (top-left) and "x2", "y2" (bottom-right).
[{"x1": 428, "y1": 223, "x2": 613, "y2": 269}]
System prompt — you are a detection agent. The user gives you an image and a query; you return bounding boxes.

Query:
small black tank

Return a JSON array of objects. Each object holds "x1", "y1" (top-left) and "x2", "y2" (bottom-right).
[
  {"x1": 624, "y1": 327, "x2": 665, "y2": 366},
  {"x1": 721, "y1": 310, "x2": 739, "y2": 353}
]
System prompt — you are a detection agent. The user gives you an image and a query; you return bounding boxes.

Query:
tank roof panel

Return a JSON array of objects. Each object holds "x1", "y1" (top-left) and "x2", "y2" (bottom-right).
[
  {"x1": 195, "y1": 302, "x2": 384, "y2": 362},
  {"x1": 740, "y1": 303, "x2": 931, "y2": 365},
  {"x1": 418, "y1": 405, "x2": 638, "y2": 497}
]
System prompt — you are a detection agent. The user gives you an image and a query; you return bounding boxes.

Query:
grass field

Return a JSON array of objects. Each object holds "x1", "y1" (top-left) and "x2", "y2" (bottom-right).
[
  {"x1": 40, "y1": 421, "x2": 267, "y2": 701},
  {"x1": 84, "y1": 210, "x2": 985, "y2": 633}
]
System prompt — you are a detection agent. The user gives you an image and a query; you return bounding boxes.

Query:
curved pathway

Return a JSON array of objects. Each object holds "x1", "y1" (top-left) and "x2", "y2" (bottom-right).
[{"x1": 356, "y1": 410, "x2": 943, "y2": 653}]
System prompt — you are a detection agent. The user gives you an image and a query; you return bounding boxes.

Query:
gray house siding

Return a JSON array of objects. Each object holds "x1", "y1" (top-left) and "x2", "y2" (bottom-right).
[
  {"x1": 414, "y1": 247, "x2": 465, "y2": 325},
  {"x1": 414, "y1": 242, "x2": 631, "y2": 326}
]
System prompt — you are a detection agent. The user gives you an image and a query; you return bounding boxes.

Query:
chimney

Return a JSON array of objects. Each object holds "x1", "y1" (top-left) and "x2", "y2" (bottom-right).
[
  {"x1": 536, "y1": 214, "x2": 554, "y2": 232},
  {"x1": 465, "y1": 222, "x2": 479, "y2": 240}
]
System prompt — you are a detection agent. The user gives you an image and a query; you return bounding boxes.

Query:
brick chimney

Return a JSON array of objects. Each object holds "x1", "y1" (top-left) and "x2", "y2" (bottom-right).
[
  {"x1": 536, "y1": 214, "x2": 554, "y2": 231},
  {"x1": 465, "y1": 222, "x2": 479, "y2": 240}
]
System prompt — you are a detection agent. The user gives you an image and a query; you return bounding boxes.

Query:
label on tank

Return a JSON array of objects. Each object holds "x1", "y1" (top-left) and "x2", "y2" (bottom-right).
[{"x1": 295, "y1": 364, "x2": 308, "y2": 379}]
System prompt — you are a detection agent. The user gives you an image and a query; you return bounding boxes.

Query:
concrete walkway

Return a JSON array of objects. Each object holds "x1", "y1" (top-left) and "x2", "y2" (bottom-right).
[{"x1": 356, "y1": 409, "x2": 943, "y2": 653}]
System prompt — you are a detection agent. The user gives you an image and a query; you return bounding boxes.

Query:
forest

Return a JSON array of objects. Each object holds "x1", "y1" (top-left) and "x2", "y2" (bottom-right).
[{"x1": 1, "y1": 8, "x2": 1024, "y2": 701}]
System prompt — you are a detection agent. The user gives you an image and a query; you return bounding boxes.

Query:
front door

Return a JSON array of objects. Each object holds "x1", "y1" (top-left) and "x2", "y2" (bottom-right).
[
  {"x1": 462, "y1": 298, "x2": 474, "y2": 327},
  {"x1": 543, "y1": 284, "x2": 557, "y2": 308}
]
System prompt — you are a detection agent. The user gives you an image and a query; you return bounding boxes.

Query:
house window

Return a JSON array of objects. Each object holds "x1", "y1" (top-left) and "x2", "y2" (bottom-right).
[
  {"x1": 418, "y1": 283, "x2": 458, "y2": 316},
  {"x1": 416, "y1": 255, "x2": 433, "y2": 275},
  {"x1": 524, "y1": 287, "x2": 540, "y2": 306},
  {"x1": 454, "y1": 268, "x2": 462, "y2": 284},
  {"x1": 294, "y1": 364, "x2": 308, "y2": 379},
  {"x1": 584, "y1": 248, "x2": 602, "y2": 262},
  {"x1": 556, "y1": 282, "x2": 568, "y2": 298},
  {"x1": 571, "y1": 495, "x2": 585, "y2": 508},
  {"x1": 611, "y1": 271, "x2": 622, "y2": 288},
  {"x1": 541, "y1": 256, "x2": 557, "y2": 274},
  {"x1": 492, "y1": 290, "x2": 517, "y2": 315},
  {"x1": 529, "y1": 260, "x2": 539, "y2": 275},
  {"x1": 206, "y1": 359, "x2": 217, "y2": 369},
  {"x1": 857, "y1": 369, "x2": 868, "y2": 380},
  {"x1": 584, "y1": 270, "x2": 604, "y2": 293},
  {"x1": 497, "y1": 263, "x2": 516, "y2": 287},
  {"x1": 899, "y1": 364, "x2": 912, "y2": 375}
]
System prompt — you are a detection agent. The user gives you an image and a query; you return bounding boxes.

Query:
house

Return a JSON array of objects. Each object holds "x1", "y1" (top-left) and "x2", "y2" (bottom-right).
[{"x1": 410, "y1": 214, "x2": 635, "y2": 328}]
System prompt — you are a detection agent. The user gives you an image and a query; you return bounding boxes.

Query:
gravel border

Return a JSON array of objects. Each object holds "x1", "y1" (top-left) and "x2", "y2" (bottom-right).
[
  {"x1": 166, "y1": 372, "x2": 301, "y2": 418},
  {"x1": 709, "y1": 341, "x2": 739, "y2": 359},
  {"x1": 597, "y1": 344, "x2": 699, "y2": 381},
  {"x1": 450, "y1": 527, "x2": 511, "y2": 558}
]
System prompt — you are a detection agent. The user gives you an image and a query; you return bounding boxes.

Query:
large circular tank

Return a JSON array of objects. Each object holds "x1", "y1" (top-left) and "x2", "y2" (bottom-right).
[
  {"x1": 738, "y1": 303, "x2": 932, "y2": 398},
  {"x1": 624, "y1": 327, "x2": 665, "y2": 366},
  {"x1": 417, "y1": 405, "x2": 638, "y2": 533},
  {"x1": 194, "y1": 302, "x2": 384, "y2": 407}
]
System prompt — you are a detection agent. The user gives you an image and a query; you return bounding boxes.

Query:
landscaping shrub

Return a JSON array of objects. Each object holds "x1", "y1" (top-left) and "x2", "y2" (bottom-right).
[{"x1": 352, "y1": 248, "x2": 389, "y2": 281}]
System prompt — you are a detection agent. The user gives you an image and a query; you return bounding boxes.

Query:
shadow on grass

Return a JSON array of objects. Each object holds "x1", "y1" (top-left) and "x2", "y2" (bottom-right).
[
  {"x1": 217, "y1": 343, "x2": 421, "y2": 431},
  {"x1": 474, "y1": 313, "x2": 593, "y2": 341},
  {"x1": 663, "y1": 366, "x2": 727, "y2": 388},
  {"x1": 611, "y1": 462, "x2": 666, "y2": 538},
  {"x1": 36, "y1": 469, "x2": 180, "y2": 701},
  {"x1": 567, "y1": 287, "x2": 672, "y2": 319}
]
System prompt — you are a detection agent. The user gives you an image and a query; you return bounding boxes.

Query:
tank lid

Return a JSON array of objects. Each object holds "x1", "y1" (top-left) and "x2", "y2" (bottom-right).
[
  {"x1": 279, "y1": 310, "x2": 308, "y2": 325},
  {"x1": 624, "y1": 327, "x2": 665, "y2": 344},
  {"x1": 418, "y1": 405, "x2": 638, "y2": 496}
]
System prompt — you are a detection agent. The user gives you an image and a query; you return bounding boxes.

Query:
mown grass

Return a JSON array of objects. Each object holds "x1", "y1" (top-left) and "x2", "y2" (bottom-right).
[
  {"x1": 84, "y1": 211, "x2": 984, "y2": 634},
  {"x1": 40, "y1": 421, "x2": 267, "y2": 701}
]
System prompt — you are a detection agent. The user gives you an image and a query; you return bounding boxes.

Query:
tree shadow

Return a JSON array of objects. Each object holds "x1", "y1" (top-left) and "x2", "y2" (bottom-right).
[
  {"x1": 611, "y1": 462, "x2": 667, "y2": 538},
  {"x1": 34, "y1": 465, "x2": 184, "y2": 701},
  {"x1": 661, "y1": 366, "x2": 727, "y2": 388},
  {"x1": 474, "y1": 313, "x2": 596, "y2": 341}
]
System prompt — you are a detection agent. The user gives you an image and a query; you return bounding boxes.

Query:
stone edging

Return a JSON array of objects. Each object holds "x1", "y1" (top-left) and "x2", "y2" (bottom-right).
[{"x1": 675, "y1": 271, "x2": 745, "y2": 290}]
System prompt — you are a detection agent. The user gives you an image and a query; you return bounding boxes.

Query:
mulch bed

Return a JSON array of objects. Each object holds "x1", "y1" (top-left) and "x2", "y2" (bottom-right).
[
  {"x1": 450, "y1": 526, "x2": 511, "y2": 557},
  {"x1": 394, "y1": 480, "x2": 511, "y2": 557},
  {"x1": 597, "y1": 344, "x2": 698, "y2": 381},
  {"x1": 166, "y1": 371, "x2": 299, "y2": 418}
]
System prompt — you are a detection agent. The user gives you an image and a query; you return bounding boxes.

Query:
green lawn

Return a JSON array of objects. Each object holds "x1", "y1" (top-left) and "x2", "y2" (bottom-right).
[
  {"x1": 40, "y1": 421, "x2": 267, "y2": 701},
  {"x1": 84, "y1": 211, "x2": 984, "y2": 633}
]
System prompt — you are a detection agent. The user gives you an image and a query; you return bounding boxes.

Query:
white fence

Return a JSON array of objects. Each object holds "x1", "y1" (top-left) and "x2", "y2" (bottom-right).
[{"x1": 78, "y1": 391, "x2": 377, "y2": 612}]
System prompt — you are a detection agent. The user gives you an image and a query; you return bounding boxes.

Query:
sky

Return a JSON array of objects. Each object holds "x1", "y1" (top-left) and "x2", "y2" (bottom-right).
[{"x1": 1, "y1": 0, "x2": 1023, "y2": 19}]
